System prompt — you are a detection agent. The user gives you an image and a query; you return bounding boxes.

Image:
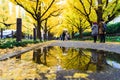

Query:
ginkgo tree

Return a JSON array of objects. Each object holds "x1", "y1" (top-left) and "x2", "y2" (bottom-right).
[
  {"x1": 71, "y1": 0, "x2": 94, "y2": 26},
  {"x1": 61, "y1": 0, "x2": 120, "y2": 39},
  {"x1": 64, "y1": 7, "x2": 90, "y2": 39},
  {"x1": 43, "y1": 16, "x2": 59, "y2": 40},
  {"x1": 41, "y1": 4, "x2": 61, "y2": 40},
  {"x1": 66, "y1": 16, "x2": 90, "y2": 39},
  {"x1": 71, "y1": 0, "x2": 120, "y2": 25},
  {"x1": 10, "y1": 0, "x2": 60, "y2": 41},
  {"x1": 100, "y1": 0, "x2": 120, "y2": 23},
  {"x1": 56, "y1": 0, "x2": 91, "y2": 39},
  {"x1": 0, "y1": 0, "x2": 16, "y2": 29},
  {"x1": 92, "y1": 0, "x2": 120, "y2": 23}
]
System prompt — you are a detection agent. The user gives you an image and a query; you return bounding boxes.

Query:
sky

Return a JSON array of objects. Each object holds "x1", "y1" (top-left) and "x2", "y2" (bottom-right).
[
  {"x1": 109, "y1": 16, "x2": 120, "y2": 24},
  {"x1": 113, "y1": 16, "x2": 120, "y2": 23}
]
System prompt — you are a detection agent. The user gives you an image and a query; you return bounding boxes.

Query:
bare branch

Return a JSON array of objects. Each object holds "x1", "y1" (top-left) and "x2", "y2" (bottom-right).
[
  {"x1": 74, "y1": 6, "x2": 86, "y2": 16},
  {"x1": 79, "y1": 0, "x2": 88, "y2": 15},
  {"x1": 87, "y1": 0, "x2": 92, "y2": 15},
  {"x1": 0, "y1": 22, "x2": 15, "y2": 27},
  {"x1": 41, "y1": 0, "x2": 55, "y2": 18},
  {"x1": 105, "y1": 0, "x2": 109, "y2": 8}
]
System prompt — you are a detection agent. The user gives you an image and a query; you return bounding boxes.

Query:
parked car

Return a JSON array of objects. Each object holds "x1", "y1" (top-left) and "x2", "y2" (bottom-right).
[{"x1": 0, "y1": 30, "x2": 16, "y2": 39}]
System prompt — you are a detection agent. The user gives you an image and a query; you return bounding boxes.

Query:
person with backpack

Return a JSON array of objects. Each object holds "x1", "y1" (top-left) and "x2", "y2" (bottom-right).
[
  {"x1": 91, "y1": 22, "x2": 98, "y2": 43},
  {"x1": 98, "y1": 19, "x2": 106, "y2": 43}
]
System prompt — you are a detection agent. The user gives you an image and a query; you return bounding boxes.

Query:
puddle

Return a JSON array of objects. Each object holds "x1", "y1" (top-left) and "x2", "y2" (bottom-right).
[{"x1": 0, "y1": 46, "x2": 120, "y2": 79}]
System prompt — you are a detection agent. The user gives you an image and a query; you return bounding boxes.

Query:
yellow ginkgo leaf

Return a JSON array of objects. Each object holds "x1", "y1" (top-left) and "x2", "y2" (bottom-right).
[{"x1": 73, "y1": 73, "x2": 88, "y2": 78}]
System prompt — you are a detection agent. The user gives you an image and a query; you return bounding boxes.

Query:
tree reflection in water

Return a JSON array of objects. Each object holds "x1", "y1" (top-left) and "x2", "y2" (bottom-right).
[
  {"x1": 30, "y1": 46, "x2": 106, "y2": 72},
  {"x1": 33, "y1": 47, "x2": 48, "y2": 65},
  {"x1": 16, "y1": 54, "x2": 21, "y2": 59},
  {"x1": 60, "y1": 47, "x2": 69, "y2": 56},
  {"x1": 20, "y1": 46, "x2": 110, "y2": 72},
  {"x1": 62, "y1": 48, "x2": 92, "y2": 71},
  {"x1": 1, "y1": 46, "x2": 120, "y2": 80},
  {"x1": 96, "y1": 50, "x2": 107, "y2": 71},
  {"x1": 33, "y1": 48, "x2": 42, "y2": 64},
  {"x1": 87, "y1": 50, "x2": 107, "y2": 72},
  {"x1": 59, "y1": 47, "x2": 107, "y2": 72}
]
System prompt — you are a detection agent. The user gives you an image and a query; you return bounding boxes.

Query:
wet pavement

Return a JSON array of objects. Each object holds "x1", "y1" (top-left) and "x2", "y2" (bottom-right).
[
  {"x1": 1, "y1": 40, "x2": 120, "y2": 80},
  {"x1": 49, "y1": 40, "x2": 120, "y2": 54}
]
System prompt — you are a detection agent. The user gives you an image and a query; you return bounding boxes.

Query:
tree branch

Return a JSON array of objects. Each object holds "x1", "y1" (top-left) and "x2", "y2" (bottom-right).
[
  {"x1": 14, "y1": 0, "x2": 36, "y2": 20},
  {"x1": 41, "y1": 0, "x2": 55, "y2": 18},
  {"x1": 0, "y1": 22, "x2": 15, "y2": 27},
  {"x1": 41, "y1": 9, "x2": 61, "y2": 22},
  {"x1": 74, "y1": 6, "x2": 86, "y2": 16}
]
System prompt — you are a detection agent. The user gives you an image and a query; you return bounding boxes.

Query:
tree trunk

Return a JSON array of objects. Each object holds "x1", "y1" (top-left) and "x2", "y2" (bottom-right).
[
  {"x1": 72, "y1": 31, "x2": 74, "y2": 39},
  {"x1": 44, "y1": 31, "x2": 47, "y2": 40},
  {"x1": 1, "y1": 28, "x2": 3, "y2": 39},
  {"x1": 43, "y1": 47, "x2": 47, "y2": 65},
  {"x1": 97, "y1": 0, "x2": 103, "y2": 23},
  {"x1": 97, "y1": 51, "x2": 106, "y2": 71},
  {"x1": 33, "y1": 28, "x2": 36, "y2": 41},
  {"x1": 44, "y1": 25, "x2": 47, "y2": 40},
  {"x1": 87, "y1": 18, "x2": 92, "y2": 27},
  {"x1": 37, "y1": 20, "x2": 42, "y2": 41},
  {"x1": 71, "y1": 26, "x2": 74, "y2": 39},
  {"x1": 79, "y1": 27, "x2": 83, "y2": 39}
]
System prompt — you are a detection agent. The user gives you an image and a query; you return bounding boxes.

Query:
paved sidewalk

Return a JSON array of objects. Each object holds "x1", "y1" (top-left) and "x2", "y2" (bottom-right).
[{"x1": 49, "y1": 40, "x2": 120, "y2": 54}]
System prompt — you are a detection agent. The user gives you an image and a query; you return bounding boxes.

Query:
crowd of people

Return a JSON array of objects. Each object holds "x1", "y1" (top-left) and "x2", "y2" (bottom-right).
[{"x1": 91, "y1": 19, "x2": 107, "y2": 43}]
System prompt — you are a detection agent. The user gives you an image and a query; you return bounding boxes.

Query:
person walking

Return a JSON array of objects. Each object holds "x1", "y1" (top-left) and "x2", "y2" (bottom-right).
[
  {"x1": 91, "y1": 22, "x2": 98, "y2": 43},
  {"x1": 65, "y1": 32, "x2": 70, "y2": 40},
  {"x1": 62, "y1": 31, "x2": 66, "y2": 41},
  {"x1": 98, "y1": 19, "x2": 106, "y2": 43}
]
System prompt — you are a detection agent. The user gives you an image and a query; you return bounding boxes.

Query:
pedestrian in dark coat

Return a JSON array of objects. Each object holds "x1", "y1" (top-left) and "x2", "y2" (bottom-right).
[
  {"x1": 98, "y1": 19, "x2": 106, "y2": 43},
  {"x1": 62, "y1": 31, "x2": 66, "y2": 41}
]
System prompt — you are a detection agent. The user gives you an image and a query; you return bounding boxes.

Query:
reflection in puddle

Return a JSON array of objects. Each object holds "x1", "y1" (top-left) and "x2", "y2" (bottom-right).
[
  {"x1": 31, "y1": 47, "x2": 107, "y2": 72},
  {"x1": 16, "y1": 46, "x2": 120, "y2": 71},
  {"x1": 0, "y1": 46, "x2": 120, "y2": 79}
]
